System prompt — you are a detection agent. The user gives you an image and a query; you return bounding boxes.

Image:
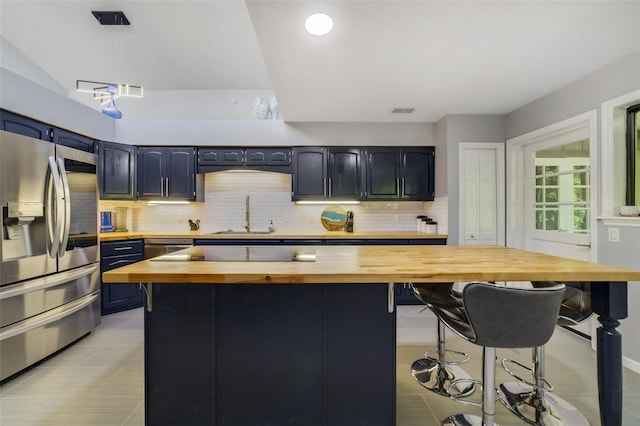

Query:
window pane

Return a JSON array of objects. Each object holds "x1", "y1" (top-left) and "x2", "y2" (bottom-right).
[
  {"x1": 545, "y1": 210, "x2": 558, "y2": 230},
  {"x1": 574, "y1": 187, "x2": 588, "y2": 202},
  {"x1": 573, "y1": 169, "x2": 588, "y2": 184},
  {"x1": 574, "y1": 209, "x2": 589, "y2": 233},
  {"x1": 545, "y1": 188, "x2": 558, "y2": 202},
  {"x1": 535, "y1": 210, "x2": 544, "y2": 230},
  {"x1": 534, "y1": 139, "x2": 590, "y2": 236}
]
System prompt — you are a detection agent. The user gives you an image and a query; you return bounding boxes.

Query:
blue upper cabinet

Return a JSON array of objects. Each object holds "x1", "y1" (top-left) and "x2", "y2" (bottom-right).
[
  {"x1": 292, "y1": 147, "x2": 328, "y2": 200},
  {"x1": 98, "y1": 140, "x2": 137, "y2": 200},
  {"x1": 198, "y1": 147, "x2": 291, "y2": 173},
  {"x1": 365, "y1": 147, "x2": 434, "y2": 201},
  {"x1": 327, "y1": 148, "x2": 363, "y2": 200},
  {"x1": 292, "y1": 147, "x2": 364, "y2": 201},
  {"x1": 0, "y1": 109, "x2": 52, "y2": 141},
  {"x1": 400, "y1": 147, "x2": 435, "y2": 200},
  {"x1": 365, "y1": 148, "x2": 401, "y2": 199},
  {"x1": 0, "y1": 109, "x2": 96, "y2": 153},
  {"x1": 52, "y1": 128, "x2": 96, "y2": 153},
  {"x1": 138, "y1": 146, "x2": 199, "y2": 200}
]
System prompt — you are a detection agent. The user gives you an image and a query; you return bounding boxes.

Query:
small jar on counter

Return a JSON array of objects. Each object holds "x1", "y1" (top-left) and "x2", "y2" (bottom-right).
[{"x1": 425, "y1": 219, "x2": 438, "y2": 234}]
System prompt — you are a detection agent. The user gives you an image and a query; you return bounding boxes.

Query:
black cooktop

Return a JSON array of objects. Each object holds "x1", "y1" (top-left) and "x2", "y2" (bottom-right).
[{"x1": 150, "y1": 246, "x2": 316, "y2": 262}]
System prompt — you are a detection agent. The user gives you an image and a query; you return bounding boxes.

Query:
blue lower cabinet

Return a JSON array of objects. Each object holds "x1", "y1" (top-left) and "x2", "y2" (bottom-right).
[
  {"x1": 145, "y1": 282, "x2": 395, "y2": 425},
  {"x1": 396, "y1": 283, "x2": 423, "y2": 305},
  {"x1": 100, "y1": 240, "x2": 144, "y2": 314}
]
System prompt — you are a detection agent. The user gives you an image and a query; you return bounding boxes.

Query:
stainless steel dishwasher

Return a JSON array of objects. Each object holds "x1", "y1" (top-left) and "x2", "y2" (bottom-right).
[{"x1": 144, "y1": 238, "x2": 194, "y2": 259}]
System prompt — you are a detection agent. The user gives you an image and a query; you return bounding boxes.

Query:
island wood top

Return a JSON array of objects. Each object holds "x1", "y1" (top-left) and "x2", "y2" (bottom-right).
[
  {"x1": 102, "y1": 245, "x2": 640, "y2": 284},
  {"x1": 99, "y1": 230, "x2": 448, "y2": 241}
]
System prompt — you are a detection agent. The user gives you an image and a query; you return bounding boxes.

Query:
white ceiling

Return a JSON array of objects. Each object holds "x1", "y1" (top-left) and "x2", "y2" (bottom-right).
[{"x1": 1, "y1": 0, "x2": 639, "y2": 123}]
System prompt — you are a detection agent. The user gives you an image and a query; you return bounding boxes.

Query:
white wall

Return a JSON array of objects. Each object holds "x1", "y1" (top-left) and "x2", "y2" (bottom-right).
[
  {"x1": 505, "y1": 51, "x2": 640, "y2": 368},
  {"x1": 439, "y1": 115, "x2": 507, "y2": 245},
  {"x1": 115, "y1": 118, "x2": 435, "y2": 147},
  {"x1": 507, "y1": 52, "x2": 640, "y2": 139}
]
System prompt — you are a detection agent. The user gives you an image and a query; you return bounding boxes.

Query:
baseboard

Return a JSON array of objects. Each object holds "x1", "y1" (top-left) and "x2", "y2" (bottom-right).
[{"x1": 623, "y1": 356, "x2": 640, "y2": 374}]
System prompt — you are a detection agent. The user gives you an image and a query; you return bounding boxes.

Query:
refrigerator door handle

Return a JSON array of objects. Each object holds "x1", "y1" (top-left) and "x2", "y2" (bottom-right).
[
  {"x1": 0, "y1": 263, "x2": 98, "y2": 300},
  {"x1": 56, "y1": 157, "x2": 71, "y2": 258},
  {"x1": 46, "y1": 157, "x2": 63, "y2": 258},
  {"x1": 0, "y1": 291, "x2": 99, "y2": 341}
]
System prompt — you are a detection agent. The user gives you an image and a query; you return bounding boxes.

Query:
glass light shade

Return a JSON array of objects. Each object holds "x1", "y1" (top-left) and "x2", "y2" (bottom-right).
[
  {"x1": 102, "y1": 98, "x2": 123, "y2": 119},
  {"x1": 101, "y1": 84, "x2": 123, "y2": 119},
  {"x1": 305, "y1": 13, "x2": 333, "y2": 36}
]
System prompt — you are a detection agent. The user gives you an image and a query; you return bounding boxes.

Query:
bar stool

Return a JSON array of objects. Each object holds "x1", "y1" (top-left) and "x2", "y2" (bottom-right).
[
  {"x1": 499, "y1": 282, "x2": 591, "y2": 425},
  {"x1": 441, "y1": 281, "x2": 566, "y2": 426},
  {"x1": 410, "y1": 283, "x2": 475, "y2": 398}
]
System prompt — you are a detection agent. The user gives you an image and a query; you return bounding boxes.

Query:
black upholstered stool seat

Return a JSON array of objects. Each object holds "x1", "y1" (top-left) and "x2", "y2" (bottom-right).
[
  {"x1": 441, "y1": 282, "x2": 565, "y2": 426},
  {"x1": 410, "y1": 283, "x2": 475, "y2": 398},
  {"x1": 498, "y1": 282, "x2": 591, "y2": 426}
]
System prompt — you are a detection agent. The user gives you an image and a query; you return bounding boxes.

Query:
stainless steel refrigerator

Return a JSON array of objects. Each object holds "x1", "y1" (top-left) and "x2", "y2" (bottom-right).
[{"x1": 0, "y1": 130, "x2": 101, "y2": 381}]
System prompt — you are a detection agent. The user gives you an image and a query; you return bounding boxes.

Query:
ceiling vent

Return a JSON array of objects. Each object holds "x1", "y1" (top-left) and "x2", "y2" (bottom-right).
[
  {"x1": 92, "y1": 11, "x2": 130, "y2": 26},
  {"x1": 392, "y1": 108, "x2": 415, "y2": 114}
]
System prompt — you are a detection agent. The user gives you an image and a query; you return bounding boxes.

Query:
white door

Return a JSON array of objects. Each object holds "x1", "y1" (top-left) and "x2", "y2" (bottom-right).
[
  {"x1": 507, "y1": 111, "x2": 598, "y2": 339},
  {"x1": 523, "y1": 129, "x2": 594, "y2": 262},
  {"x1": 507, "y1": 111, "x2": 597, "y2": 262},
  {"x1": 459, "y1": 143, "x2": 505, "y2": 246}
]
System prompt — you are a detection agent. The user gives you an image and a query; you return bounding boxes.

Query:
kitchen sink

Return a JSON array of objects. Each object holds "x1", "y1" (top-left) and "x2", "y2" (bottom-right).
[{"x1": 211, "y1": 230, "x2": 273, "y2": 235}]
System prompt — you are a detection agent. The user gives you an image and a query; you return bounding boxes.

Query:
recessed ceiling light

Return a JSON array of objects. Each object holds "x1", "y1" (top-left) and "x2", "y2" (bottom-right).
[{"x1": 305, "y1": 13, "x2": 333, "y2": 36}]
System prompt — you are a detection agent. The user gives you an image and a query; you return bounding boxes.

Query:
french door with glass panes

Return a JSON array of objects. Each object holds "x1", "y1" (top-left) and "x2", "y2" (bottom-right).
[{"x1": 524, "y1": 130, "x2": 593, "y2": 262}]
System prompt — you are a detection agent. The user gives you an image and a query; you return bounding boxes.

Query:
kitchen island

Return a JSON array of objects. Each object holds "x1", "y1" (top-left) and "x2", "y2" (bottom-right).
[{"x1": 103, "y1": 245, "x2": 640, "y2": 426}]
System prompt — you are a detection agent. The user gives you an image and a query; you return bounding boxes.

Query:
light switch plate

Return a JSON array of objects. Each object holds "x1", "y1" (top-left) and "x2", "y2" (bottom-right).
[{"x1": 608, "y1": 227, "x2": 620, "y2": 242}]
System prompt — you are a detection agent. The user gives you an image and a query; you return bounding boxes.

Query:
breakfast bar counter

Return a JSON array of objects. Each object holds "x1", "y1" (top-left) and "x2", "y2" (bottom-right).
[{"x1": 103, "y1": 245, "x2": 640, "y2": 426}]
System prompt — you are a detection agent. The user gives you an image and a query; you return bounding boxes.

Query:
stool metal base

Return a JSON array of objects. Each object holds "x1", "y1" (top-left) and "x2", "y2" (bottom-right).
[
  {"x1": 411, "y1": 358, "x2": 475, "y2": 398},
  {"x1": 442, "y1": 414, "x2": 499, "y2": 426},
  {"x1": 499, "y1": 381, "x2": 590, "y2": 426}
]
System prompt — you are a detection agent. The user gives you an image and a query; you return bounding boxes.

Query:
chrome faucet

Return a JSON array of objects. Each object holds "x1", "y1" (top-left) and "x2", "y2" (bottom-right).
[{"x1": 244, "y1": 195, "x2": 251, "y2": 232}]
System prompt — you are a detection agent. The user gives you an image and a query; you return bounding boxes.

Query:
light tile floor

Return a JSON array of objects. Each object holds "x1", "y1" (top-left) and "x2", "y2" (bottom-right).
[{"x1": 1, "y1": 306, "x2": 638, "y2": 425}]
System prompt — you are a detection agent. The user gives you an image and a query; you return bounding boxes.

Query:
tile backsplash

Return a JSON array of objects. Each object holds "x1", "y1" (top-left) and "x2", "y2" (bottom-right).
[{"x1": 100, "y1": 172, "x2": 448, "y2": 234}]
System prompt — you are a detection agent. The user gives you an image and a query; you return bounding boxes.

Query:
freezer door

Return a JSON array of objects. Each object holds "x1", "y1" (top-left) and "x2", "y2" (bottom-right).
[
  {"x1": 55, "y1": 144, "x2": 99, "y2": 272},
  {"x1": 0, "y1": 290, "x2": 101, "y2": 381},
  {"x1": 1, "y1": 131, "x2": 57, "y2": 285},
  {"x1": 0, "y1": 263, "x2": 99, "y2": 328}
]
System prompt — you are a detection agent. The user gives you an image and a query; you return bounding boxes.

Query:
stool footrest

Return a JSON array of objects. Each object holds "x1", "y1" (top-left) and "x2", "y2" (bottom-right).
[
  {"x1": 424, "y1": 348, "x2": 470, "y2": 366},
  {"x1": 448, "y1": 378, "x2": 501, "y2": 407},
  {"x1": 501, "y1": 358, "x2": 554, "y2": 392}
]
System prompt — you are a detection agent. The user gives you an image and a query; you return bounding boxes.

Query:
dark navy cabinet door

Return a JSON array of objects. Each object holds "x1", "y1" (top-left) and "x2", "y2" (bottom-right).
[
  {"x1": 52, "y1": 128, "x2": 95, "y2": 152},
  {"x1": 0, "y1": 109, "x2": 51, "y2": 140},
  {"x1": 365, "y1": 148, "x2": 400, "y2": 199},
  {"x1": 244, "y1": 148, "x2": 268, "y2": 165},
  {"x1": 137, "y1": 147, "x2": 165, "y2": 198},
  {"x1": 401, "y1": 147, "x2": 435, "y2": 200},
  {"x1": 138, "y1": 147, "x2": 196, "y2": 199},
  {"x1": 198, "y1": 148, "x2": 244, "y2": 166},
  {"x1": 267, "y1": 148, "x2": 291, "y2": 165},
  {"x1": 100, "y1": 240, "x2": 144, "y2": 315},
  {"x1": 165, "y1": 147, "x2": 195, "y2": 199},
  {"x1": 292, "y1": 147, "x2": 327, "y2": 200},
  {"x1": 328, "y1": 148, "x2": 362, "y2": 199},
  {"x1": 98, "y1": 141, "x2": 136, "y2": 200}
]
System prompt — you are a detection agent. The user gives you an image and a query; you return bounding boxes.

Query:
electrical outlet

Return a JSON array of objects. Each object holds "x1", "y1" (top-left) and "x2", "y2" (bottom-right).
[{"x1": 608, "y1": 227, "x2": 620, "y2": 243}]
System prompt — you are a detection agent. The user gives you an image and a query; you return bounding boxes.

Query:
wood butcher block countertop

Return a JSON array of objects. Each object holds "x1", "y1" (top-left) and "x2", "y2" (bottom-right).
[
  {"x1": 98, "y1": 230, "x2": 448, "y2": 241},
  {"x1": 102, "y1": 245, "x2": 640, "y2": 285}
]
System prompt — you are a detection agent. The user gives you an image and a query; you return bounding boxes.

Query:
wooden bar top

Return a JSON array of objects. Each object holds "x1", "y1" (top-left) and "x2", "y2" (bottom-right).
[
  {"x1": 98, "y1": 230, "x2": 448, "y2": 241},
  {"x1": 102, "y1": 245, "x2": 640, "y2": 284}
]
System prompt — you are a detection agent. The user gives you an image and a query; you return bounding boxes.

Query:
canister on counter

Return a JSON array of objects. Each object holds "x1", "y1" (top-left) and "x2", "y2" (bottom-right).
[{"x1": 425, "y1": 218, "x2": 438, "y2": 234}]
